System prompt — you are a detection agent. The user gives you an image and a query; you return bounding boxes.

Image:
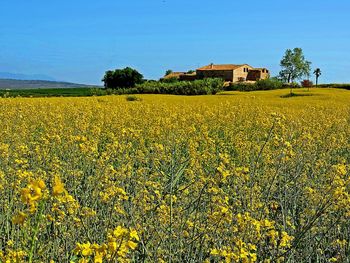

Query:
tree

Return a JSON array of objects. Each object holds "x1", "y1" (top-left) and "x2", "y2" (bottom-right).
[
  {"x1": 165, "y1": 69, "x2": 173, "y2": 76},
  {"x1": 314, "y1": 68, "x2": 321, "y2": 87},
  {"x1": 102, "y1": 67, "x2": 143, "y2": 89},
  {"x1": 279, "y1": 48, "x2": 311, "y2": 83}
]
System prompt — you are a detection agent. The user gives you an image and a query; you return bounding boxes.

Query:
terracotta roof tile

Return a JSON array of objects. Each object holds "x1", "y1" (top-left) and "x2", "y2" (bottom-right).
[
  {"x1": 162, "y1": 72, "x2": 186, "y2": 79},
  {"x1": 197, "y1": 64, "x2": 250, "y2": 71},
  {"x1": 251, "y1": 68, "x2": 268, "y2": 71}
]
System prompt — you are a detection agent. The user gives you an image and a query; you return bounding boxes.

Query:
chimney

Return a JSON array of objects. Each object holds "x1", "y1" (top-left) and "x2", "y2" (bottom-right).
[{"x1": 210, "y1": 63, "x2": 214, "y2": 69}]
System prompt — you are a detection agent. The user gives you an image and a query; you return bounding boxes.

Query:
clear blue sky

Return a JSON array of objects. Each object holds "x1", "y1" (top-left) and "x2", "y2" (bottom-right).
[{"x1": 1, "y1": 0, "x2": 349, "y2": 84}]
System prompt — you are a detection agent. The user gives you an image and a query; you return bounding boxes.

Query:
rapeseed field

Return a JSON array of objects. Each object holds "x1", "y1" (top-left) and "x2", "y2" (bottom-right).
[{"x1": 0, "y1": 88, "x2": 349, "y2": 262}]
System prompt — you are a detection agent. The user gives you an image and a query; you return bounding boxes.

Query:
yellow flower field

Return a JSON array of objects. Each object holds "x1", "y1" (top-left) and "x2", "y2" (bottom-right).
[{"x1": 0, "y1": 88, "x2": 349, "y2": 262}]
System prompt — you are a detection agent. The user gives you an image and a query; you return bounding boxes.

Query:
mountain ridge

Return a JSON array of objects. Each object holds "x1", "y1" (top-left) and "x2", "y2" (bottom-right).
[
  {"x1": 0, "y1": 72, "x2": 56, "y2": 81},
  {"x1": 0, "y1": 78, "x2": 100, "y2": 89}
]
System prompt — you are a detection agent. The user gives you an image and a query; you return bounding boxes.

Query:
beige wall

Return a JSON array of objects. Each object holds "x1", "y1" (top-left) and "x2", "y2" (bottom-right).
[
  {"x1": 232, "y1": 65, "x2": 253, "y2": 82},
  {"x1": 246, "y1": 69, "x2": 270, "y2": 81},
  {"x1": 196, "y1": 70, "x2": 234, "y2": 82},
  {"x1": 260, "y1": 72, "x2": 270, "y2": 80},
  {"x1": 195, "y1": 65, "x2": 269, "y2": 83}
]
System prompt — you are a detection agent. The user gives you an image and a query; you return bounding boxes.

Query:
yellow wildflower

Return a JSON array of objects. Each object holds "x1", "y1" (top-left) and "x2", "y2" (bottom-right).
[
  {"x1": 52, "y1": 175, "x2": 65, "y2": 196},
  {"x1": 12, "y1": 211, "x2": 27, "y2": 225}
]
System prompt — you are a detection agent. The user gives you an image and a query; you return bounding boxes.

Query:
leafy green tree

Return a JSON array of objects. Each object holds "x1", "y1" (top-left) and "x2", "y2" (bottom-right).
[
  {"x1": 102, "y1": 67, "x2": 143, "y2": 89},
  {"x1": 279, "y1": 48, "x2": 311, "y2": 83},
  {"x1": 314, "y1": 68, "x2": 321, "y2": 87},
  {"x1": 165, "y1": 69, "x2": 173, "y2": 76}
]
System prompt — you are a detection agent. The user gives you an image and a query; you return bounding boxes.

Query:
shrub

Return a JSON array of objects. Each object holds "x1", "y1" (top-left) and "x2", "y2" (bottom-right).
[
  {"x1": 161, "y1": 77, "x2": 178, "y2": 83},
  {"x1": 301, "y1": 80, "x2": 313, "y2": 87},
  {"x1": 255, "y1": 78, "x2": 283, "y2": 90},
  {"x1": 318, "y1": 84, "x2": 350, "y2": 90},
  {"x1": 226, "y1": 78, "x2": 283, "y2": 92},
  {"x1": 135, "y1": 78, "x2": 224, "y2": 95},
  {"x1": 226, "y1": 83, "x2": 255, "y2": 91},
  {"x1": 90, "y1": 88, "x2": 108, "y2": 96},
  {"x1": 126, "y1": 95, "x2": 141, "y2": 101},
  {"x1": 282, "y1": 82, "x2": 301, "y2": 89},
  {"x1": 94, "y1": 78, "x2": 223, "y2": 96}
]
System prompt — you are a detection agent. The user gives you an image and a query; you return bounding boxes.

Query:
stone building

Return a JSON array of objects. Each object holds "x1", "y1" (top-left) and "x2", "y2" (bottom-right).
[
  {"x1": 196, "y1": 64, "x2": 269, "y2": 83},
  {"x1": 161, "y1": 72, "x2": 197, "y2": 81},
  {"x1": 162, "y1": 64, "x2": 270, "y2": 83},
  {"x1": 246, "y1": 68, "x2": 270, "y2": 81},
  {"x1": 161, "y1": 72, "x2": 187, "y2": 81}
]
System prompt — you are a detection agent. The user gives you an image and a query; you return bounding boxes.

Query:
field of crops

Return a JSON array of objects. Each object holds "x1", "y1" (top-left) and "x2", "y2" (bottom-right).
[{"x1": 0, "y1": 88, "x2": 349, "y2": 262}]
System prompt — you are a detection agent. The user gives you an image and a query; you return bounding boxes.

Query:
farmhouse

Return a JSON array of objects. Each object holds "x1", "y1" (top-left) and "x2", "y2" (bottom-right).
[
  {"x1": 196, "y1": 64, "x2": 270, "y2": 83},
  {"x1": 163, "y1": 64, "x2": 270, "y2": 83}
]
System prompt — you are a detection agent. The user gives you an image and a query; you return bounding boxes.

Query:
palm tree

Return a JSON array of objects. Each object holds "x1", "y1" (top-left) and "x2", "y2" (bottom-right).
[{"x1": 314, "y1": 68, "x2": 321, "y2": 87}]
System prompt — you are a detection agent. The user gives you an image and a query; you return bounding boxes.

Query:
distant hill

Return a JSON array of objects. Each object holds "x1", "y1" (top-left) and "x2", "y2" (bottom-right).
[
  {"x1": 0, "y1": 79, "x2": 100, "y2": 90},
  {"x1": 0, "y1": 72, "x2": 55, "y2": 81}
]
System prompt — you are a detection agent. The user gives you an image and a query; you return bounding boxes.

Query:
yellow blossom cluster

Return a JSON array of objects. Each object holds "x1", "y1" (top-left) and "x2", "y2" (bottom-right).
[
  {"x1": 0, "y1": 88, "x2": 349, "y2": 262},
  {"x1": 74, "y1": 226, "x2": 139, "y2": 263}
]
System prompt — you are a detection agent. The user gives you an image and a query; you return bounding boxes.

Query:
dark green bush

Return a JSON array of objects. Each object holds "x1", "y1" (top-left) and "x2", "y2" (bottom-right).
[
  {"x1": 134, "y1": 78, "x2": 224, "y2": 95},
  {"x1": 97, "y1": 78, "x2": 223, "y2": 96},
  {"x1": 318, "y1": 84, "x2": 350, "y2": 90},
  {"x1": 255, "y1": 78, "x2": 283, "y2": 90},
  {"x1": 282, "y1": 82, "x2": 301, "y2": 90},
  {"x1": 90, "y1": 88, "x2": 106, "y2": 96},
  {"x1": 226, "y1": 78, "x2": 283, "y2": 91},
  {"x1": 160, "y1": 77, "x2": 178, "y2": 83},
  {"x1": 226, "y1": 83, "x2": 255, "y2": 91},
  {"x1": 125, "y1": 95, "x2": 141, "y2": 101}
]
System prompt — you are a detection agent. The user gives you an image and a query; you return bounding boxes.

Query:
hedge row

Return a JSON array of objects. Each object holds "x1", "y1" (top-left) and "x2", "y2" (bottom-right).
[
  {"x1": 227, "y1": 81, "x2": 350, "y2": 92},
  {"x1": 317, "y1": 84, "x2": 350, "y2": 90},
  {"x1": 94, "y1": 78, "x2": 225, "y2": 96},
  {"x1": 226, "y1": 78, "x2": 286, "y2": 91}
]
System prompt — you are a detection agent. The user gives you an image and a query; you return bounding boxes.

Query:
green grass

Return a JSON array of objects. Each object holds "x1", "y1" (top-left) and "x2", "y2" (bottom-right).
[
  {"x1": 1, "y1": 84, "x2": 349, "y2": 99},
  {"x1": 0, "y1": 88, "x2": 102, "y2": 98}
]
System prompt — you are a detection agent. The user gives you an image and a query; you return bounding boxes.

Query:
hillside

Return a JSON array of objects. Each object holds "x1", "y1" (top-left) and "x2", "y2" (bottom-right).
[
  {"x1": 0, "y1": 78, "x2": 100, "y2": 89},
  {"x1": 0, "y1": 72, "x2": 55, "y2": 81}
]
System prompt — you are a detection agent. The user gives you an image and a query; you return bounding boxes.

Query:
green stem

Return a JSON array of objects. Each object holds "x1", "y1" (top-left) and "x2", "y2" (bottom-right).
[{"x1": 28, "y1": 201, "x2": 44, "y2": 263}]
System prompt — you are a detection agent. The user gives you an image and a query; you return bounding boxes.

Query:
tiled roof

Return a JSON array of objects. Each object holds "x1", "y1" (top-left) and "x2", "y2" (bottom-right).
[
  {"x1": 162, "y1": 72, "x2": 186, "y2": 79},
  {"x1": 197, "y1": 64, "x2": 250, "y2": 71},
  {"x1": 251, "y1": 68, "x2": 268, "y2": 71}
]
